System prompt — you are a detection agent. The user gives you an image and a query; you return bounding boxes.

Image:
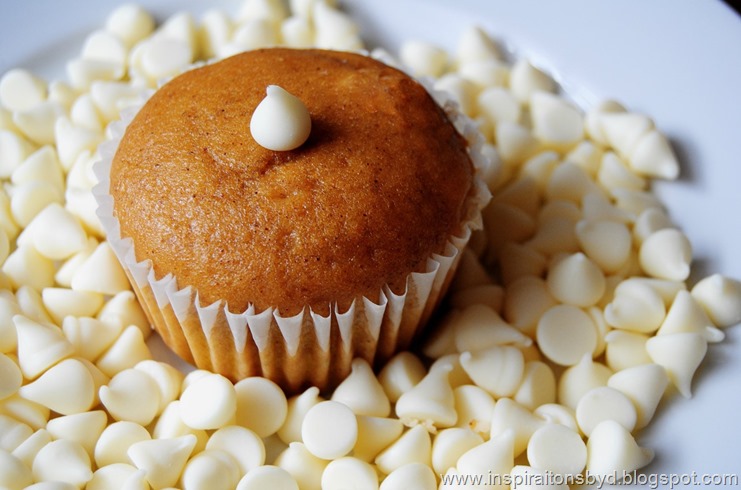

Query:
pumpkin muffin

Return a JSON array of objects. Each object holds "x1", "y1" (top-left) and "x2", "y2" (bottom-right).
[{"x1": 95, "y1": 48, "x2": 489, "y2": 393}]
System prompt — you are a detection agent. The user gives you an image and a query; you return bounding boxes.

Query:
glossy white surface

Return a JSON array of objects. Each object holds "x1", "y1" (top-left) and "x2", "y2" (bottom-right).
[{"x1": 2, "y1": 1, "x2": 740, "y2": 487}]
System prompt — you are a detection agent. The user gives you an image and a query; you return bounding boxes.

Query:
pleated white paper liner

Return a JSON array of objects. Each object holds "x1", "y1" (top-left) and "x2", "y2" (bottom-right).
[{"x1": 93, "y1": 49, "x2": 492, "y2": 393}]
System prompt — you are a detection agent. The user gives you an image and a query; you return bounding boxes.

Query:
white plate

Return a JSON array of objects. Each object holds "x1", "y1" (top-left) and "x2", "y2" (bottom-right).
[{"x1": 2, "y1": 1, "x2": 740, "y2": 487}]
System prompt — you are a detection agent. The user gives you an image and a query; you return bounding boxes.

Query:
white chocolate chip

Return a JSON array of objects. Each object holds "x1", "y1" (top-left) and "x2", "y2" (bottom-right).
[
  {"x1": 478, "y1": 87, "x2": 521, "y2": 127},
  {"x1": 557, "y1": 354, "x2": 613, "y2": 411},
  {"x1": 0, "y1": 449, "x2": 34, "y2": 489},
  {"x1": 96, "y1": 325, "x2": 152, "y2": 377},
  {"x1": 181, "y1": 449, "x2": 241, "y2": 490},
  {"x1": 431, "y1": 427, "x2": 483, "y2": 476},
  {"x1": 237, "y1": 465, "x2": 299, "y2": 490},
  {"x1": 151, "y1": 401, "x2": 208, "y2": 454},
  {"x1": 598, "y1": 152, "x2": 646, "y2": 192},
  {"x1": 353, "y1": 415, "x2": 404, "y2": 463},
  {"x1": 94, "y1": 421, "x2": 150, "y2": 467},
  {"x1": 527, "y1": 424, "x2": 586, "y2": 476},
  {"x1": 228, "y1": 19, "x2": 280, "y2": 53},
  {"x1": 45, "y1": 410, "x2": 107, "y2": 458},
  {"x1": 604, "y1": 330, "x2": 652, "y2": 372},
  {"x1": 400, "y1": 40, "x2": 448, "y2": 77},
  {"x1": 503, "y1": 276, "x2": 557, "y2": 337},
  {"x1": 452, "y1": 385, "x2": 495, "y2": 437},
  {"x1": 42, "y1": 288, "x2": 103, "y2": 323},
  {"x1": 62, "y1": 317, "x2": 121, "y2": 362},
  {"x1": 380, "y1": 462, "x2": 436, "y2": 490},
  {"x1": 87, "y1": 463, "x2": 145, "y2": 490},
  {"x1": 11, "y1": 146, "x2": 64, "y2": 195},
  {"x1": 281, "y1": 16, "x2": 314, "y2": 48},
  {"x1": 11, "y1": 428, "x2": 52, "y2": 469},
  {"x1": 0, "y1": 414, "x2": 32, "y2": 453},
  {"x1": 536, "y1": 305, "x2": 597, "y2": 366},
  {"x1": 691, "y1": 274, "x2": 741, "y2": 327},
  {"x1": 456, "y1": 25, "x2": 502, "y2": 64},
  {"x1": 607, "y1": 363, "x2": 669, "y2": 429},
  {"x1": 514, "y1": 361, "x2": 556, "y2": 410},
  {"x1": 13, "y1": 315, "x2": 74, "y2": 379},
  {"x1": 395, "y1": 362, "x2": 456, "y2": 431},
  {"x1": 105, "y1": 4, "x2": 156, "y2": 48},
  {"x1": 179, "y1": 373, "x2": 236, "y2": 430},
  {"x1": 628, "y1": 129, "x2": 680, "y2": 180},
  {"x1": 457, "y1": 430, "x2": 514, "y2": 482},
  {"x1": 378, "y1": 352, "x2": 426, "y2": 404},
  {"x1": 430, "y1": 354, "x2": 472, "y2": 389},
  {"x1": 250, "y1": 85, "x2": 311, "y2": 152},
  {"x1": 208, "y1": 425, "x2": 266, "y2": 474},
  {"x1": 452, "y1": 304, "x2": 532, "y2": 352},
  {"x1": 32, "y1": 439, "x2": 93, "y2": 487},
  {"x1": 375, "y1": 425, "x2": 431, "y2": 475},
  {"x1": 0, "y1": 354, "x2": 22, "y2": 400},
  {"x1": 489, "y1": 398, "x2": 544, "y2": 457},
  {"x1": 133, "y1": 360, "x2": 184, "y2": 412},
  {"x1": 313, "y1": 3, "x2": 360, "y2": 50},
  {"x1": 495, "y1": 121, "x2": 538, "y2": 166},
  {"x1": 0, "y1": 393, "x2": 51, "y2": 430},
  {"x1": 433, "y1": 74, "x2": 478, "y2": 117},
  {"x1": 235, "y1": 376, "x2": 288, "y2": 437},
  {"x1": 274, "y1": 442, "x2": 327, "y2": 490},
  {"x1": 657, "y1": 290, "x2": 723, "y2": 341},
  {"x1": 586, "y1": 420, "x2": 654, "y2": 478},
  {"x1": 100, "y1": 368, "x2": 160, "y2": 425},
  {"x1": 0, "y1": 130, "x2": 36, "y2": 179},
  {"x1": 575, "y1": 386, "x2": 637, "y2": 436},
  {"x1": 531, "y1": 92, "x2": 584, "y2": 149},
  {"x1": 277, "y1": 386, "x2": 322, "y2": 445},
  {"x1": 331, "y1": 358, "x2": 390, "y2": 417},
  {"x1": 12, "y1": 101, "x2": 65, "y2": 146},
  {"x1": 575, "y1": 219, "x2": 632, "y2": 274},
  {"x1": 321, "y1": 457, "x2": 378, "y2": 490},
  {"x1": 533, "y1": 404, "x2": 579, "y2": 432},
  {"x1": 645, "y1": 332, "x2": 707, "y2": 398},
  {"x1": 302, "y1": 400, "x2": 357, "y2": 460},
  {"x1": 127, "y1": 435, "x2": 197, "y2": 489},
  {"x1": 54, "y1": 117, "x2": 102, "y2": 171},
  {"x1": 19, "y1": 358, "x2": 95, "y2": 415},
  {"x1": 0, "y1": 69, "x2": 47, "y2": 112},
  {"x1": 460, "y1": 346, "x2": 524, "y2": 397},
  {"x1": 598, "y1": 112, "x2": 654, "y2": 159},
  {"x1": 604, "y1": 279, "x2": 666, "y2": 333},
  {"x1": 546, "y1": 252, "x2": 605, "y2": 307},
  {"x1": 70, "y1": 241, "x2": 130, "y2": 295},
  {"x1": 510, "y1": 60, "x2": 555, "y2": 104},
  {"x1": 639, "y1": 228, "x2": 692, "y2": 281}
]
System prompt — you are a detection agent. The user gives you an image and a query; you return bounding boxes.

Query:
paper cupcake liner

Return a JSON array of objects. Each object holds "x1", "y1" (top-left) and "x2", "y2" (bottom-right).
[{"x1": 93, "y1": 52, "x2": 492, "y2": 393}]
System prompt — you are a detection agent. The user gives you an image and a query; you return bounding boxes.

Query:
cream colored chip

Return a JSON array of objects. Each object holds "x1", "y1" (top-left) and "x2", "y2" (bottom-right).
[
  {"x1": 586, "y1": 420, "x2": 654, "y2": 478},
  {"x1": 87, "y1": 463, "x2": 145, "y2": 490},
  {"x1": 0, "y1": 293, "x2": 20, "y2": 353},
  {"x1": 45, "y1": 410, "x2": 107, "y2": 458},
  {"x1": 55, "y1": 237, "x2": 98, "y2": 288},
  {"x1": 179, "y1": 373, "x2": 236, "y2": 430},
  {"x1": 353, "y1": 415, "x2": 404, "y2": 463},
  {"x1": 546, "y1": 252, "x2": 605, "y2": 307},
  {"x1": 598, "y1": 152, "x2": 647, "y2": 192},
  {"x1": 11, "y1": 181, "x2": 65, "y2": 231},
  {"x1": 97, "y1": 290, "x2": 151, "y2": 339},
  {"x1": 646, "y1": 332, "x2": 707, "y2": 398},
  {"x1": 604, "y1": 330, "x2": 652, "y2": 372},
  {"x1": 0, "y1": 130, "x2": 36, "y2": 179},
  {"x1": 0, "y1": 450, "x2": 34, "y2": 489},
  {"x1": 503, "y1": 276, "x2": 557, "y2": 337},
  {"x1": 431, "y1": 427, "x2": 483, "y2": 476},
  {"x1": 495, "y1": 121, "x2": 539, "y2": 167},
  {"x1": 82, "y1": 30, "x2": 128, "y2": 71},
  {"x1": 234, "y1": 376, "x2": 287, "y2": 437},
  {"x1": 399, "y1": 40, "x2": 448, "y2": 77},
  {"x1": 458, "y1": 59, "x2": 510, "y2": 89},
  {"x1": 452, "y1": 384, "x2": 495, "y2": 437},
  {"x1": 134, "y1": 360, "x2": 184, "y2": 412},
  {"x1": 575, "y1": 386, "x2": 637, "y2": 436},
  {"x1": 598, "y1": 112, "x2": 654, "y2": 159},
  {"x1": 15, "y1": 286, "x2": 53, "y2": 326},
  {"x1": 152, "y1": 401, "x2": 208, "y2": 454},
  {"x1": 277, "y1": 386, "x2": 323, "y2": 445},
  {"x1": 71, "y1": 241, "x2": 131, "y2": 295},
  {"x1": 460, "y1": 345, "x2": 524, "y2": 397},
  {"x1": 607, "y1": 363, "x2": 669, "y2": 429},
  {"x1": 181, "y1": 449, "x2": 241, "y2": 490},
  {"x1": 377, "y1": 352, "x2": 426, "y2": 404},
  {"x1": 96, "y1": 325, "x2": 152, "y2": 377},
  {"x1": 321, "y1": 457, "x2": 378, "y2": 490},
  {"x1": 105, "y1": 3, "x2": 156, "y2": 47},
  {"x1": 13, "y1": 315, "x2": 74, "y2": 379},
  {"x1": 546, "y1": 163, "x2": 603, "y2": 204},
  {"x1": 19, "y1": 358, "x2": 95, "y2": 415},
  {"x1": 510, "y1": 59, "x2": 555, "y2": 103},
  {"x1": 530, "y1": 92, "x2": 584, "y2": 149},
  {"x1": 65, "y1": 186, "x2": 106, "y2": 237},
  {"x1": 302, "y1": 400, "x2": 357, "y2": 460},
  {"x1": 274, "y1": 442, "x2": 328, "y2": 490},
  {"x1": 32, "y1": 439, "x2": 93, "y2": 488},
  {"x1": 0, "y1": 394, "x2": 51, "y2": 430},
  {"x1": 207, "y1": 425, "x2": 266, "y2": 474},
  {"x1": 12, "y1": 100, "x2": 65, "y2": 146},
  {"x1": 100, "y1": 368, "x2": 160, "y2": 425},
  {"x1": 0, "y1": 354, "x2": 22, "y2": 400},
  {"x1": 483, "y1": 202, "x2": 536, "y2": 253},
  {"x1": 575, "y1": 219, "x2": 631, "y2": 273},
  {"x1": 498, "y1": 242, "x2": 547, "y2": 286},
  {"x1": 127, "y1": 434, "x2": 197, "y2": 489},
  {"x1": 0, "y1": 414, "x2": 32, "y2": 452},
  {"x1": 54, "y1": 117, "x2": 103, "y2": 170},
  {"x1": 331, "y1": 358, "x2": 390, "y2": 418},
  {"x1": 281, "y1": 15, "x2": 314, "y2": 48},
  {"x1": 527, "y1": 424, "x2": 586, "y2": 476},
  {"x1": 604, "y1": 279, "x2": 666, "y2": 333},
  {"x1": 533, "y1": 404, "x2": 579, "y2": 432},
  {"x1": 0, "y1": 69, "x2": 47, "y2": 112},
  {"x1": 395, "y1": 362, "x2": 456, "y2": 431},
  {"x1": 430, "y1": 354, "x2": 473, "y2": 388},
  {"x1": 526, "y1": 215, "x2": 580, "y2": 257},
  {"x1": 380, "y1": 462, "x2": 436, "y2": 490},
  {"x1": 375, "y1": 425, "x2": 431, "y2": 475},
  {"x1": 237, "y1": 465, "x2": 299, "y2": 490},
  {"x1": 11, "y1": 146, "x2": 64, "y2": 195},
  {"x1": 95, "y1": 421, "x2": 150, "y2": 467},
  {"x1": 200, "y1": 10, "x2": 234, "y2": 57},
  {"x1": 11, "y1": 428, "x2": 52, "y2": 471},
  {"x1": 452, "y1": 303, "x2": 532, "y2": 352},
  {"x1": 42, "y1": 288, "x2": 103, "y2": 323},
  {"x1": 657, "y1": 290, "x2": 723, "y2": 341},
  {"x1": 433, "y1": 74, "x2": 478, "y2": 118},
  {"x1": 62, "y1": 316, "x2": 122, "y2": 362},
  {"x1": 639, "y1": 228, "x2": 692, "y2": 281},
  {"x1": 536, "y1": 305, "x2": 597, "y2": 366},
  {"x1": 313, "y1": 2, "x2": 361, "y2": 50},
  {"x1": 691, "y1": 274, "x2": 741, "y2": 327},
  {"x1": 489, "y1": 398, "x2": 544, "y2": 457},
  {"x1": 456, "y1": 430, "x2": 514, "y2": 484},
  {"x1": 514, "y1": 361, "x2": 556, "y2": 410},
  {"x1": 557, "y1": 354, "x2": 613, "y2": 411}
]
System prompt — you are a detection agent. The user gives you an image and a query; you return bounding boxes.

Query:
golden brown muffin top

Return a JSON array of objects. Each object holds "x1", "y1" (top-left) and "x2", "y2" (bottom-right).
[{"x1": 110, "y1": 48, "x2": 474, "y2": 315}]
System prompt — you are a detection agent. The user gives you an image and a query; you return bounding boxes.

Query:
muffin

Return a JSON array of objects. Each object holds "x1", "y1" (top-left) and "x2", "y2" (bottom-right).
[{"x1": 94, "y1": 48, "x2": 490, "y2": 393}]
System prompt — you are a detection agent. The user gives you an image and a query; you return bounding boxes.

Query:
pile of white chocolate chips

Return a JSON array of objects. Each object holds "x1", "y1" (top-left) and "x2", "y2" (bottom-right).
[{"x1": 1, "y1": 1, "x2": 740, "y2": 489}]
